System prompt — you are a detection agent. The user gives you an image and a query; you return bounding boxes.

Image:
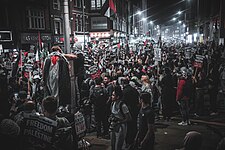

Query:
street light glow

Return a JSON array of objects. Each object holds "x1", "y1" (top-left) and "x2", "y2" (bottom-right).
[
  {"x1": 150, "y1": 21, "x2": 153, "y2": 24},
  {"x1": 142, "y1": 18, "x2": 146, "y2": 21},
  {"x1": 178, "y1": 20, "x2": 182, "y2": 24},
  {"x1": 177, "y1": 11, "x2": 182, "y2": 15},
  {"x1": 137, "y1": 11, "x2": 142, "y2": 15},
  {"x1": 172, "y1": 17, "x2": 177, "y2": 21}
]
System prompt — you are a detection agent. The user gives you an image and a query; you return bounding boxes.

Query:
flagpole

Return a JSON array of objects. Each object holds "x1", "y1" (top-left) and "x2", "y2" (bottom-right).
[{"x1": 37, "y1": 31, "x2": 41, "y2": 76}]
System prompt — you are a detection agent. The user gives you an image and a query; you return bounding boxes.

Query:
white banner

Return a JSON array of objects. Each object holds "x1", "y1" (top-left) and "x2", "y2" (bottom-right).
[{"x1": 154, "y1": 48, "x2": 161, "y2": 62}]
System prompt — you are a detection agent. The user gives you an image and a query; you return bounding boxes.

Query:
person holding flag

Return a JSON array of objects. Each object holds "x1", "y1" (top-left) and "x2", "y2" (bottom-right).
[{"x1": 43, "y1": 46, "x2": 71, "y2": 109}]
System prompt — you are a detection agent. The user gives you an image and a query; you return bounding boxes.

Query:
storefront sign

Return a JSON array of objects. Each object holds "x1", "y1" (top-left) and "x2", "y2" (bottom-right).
[
  {"x1": 53, "y1": 35, "x2": 78, "y2": 44},
  {"x1": 0, "y1": 31, "x2": 12, "y2": 42},
  {"x1": 21, "y1": 33, "x2": 52, "y2": 44},
  {"x1": 90, "y1": 32, "x2": 110, "y2": 38}
]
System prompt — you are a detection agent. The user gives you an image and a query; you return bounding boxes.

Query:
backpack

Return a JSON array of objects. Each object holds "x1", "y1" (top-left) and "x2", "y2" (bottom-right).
[{"x1": 110, "y1": 101, "x2": 126, "y2": 119}]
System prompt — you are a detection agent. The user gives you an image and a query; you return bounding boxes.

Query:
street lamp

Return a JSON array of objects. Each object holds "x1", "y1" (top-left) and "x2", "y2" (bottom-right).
[
  {"x1": 149, "y1": 21, "x2": 154, "y2": 37},
  {"x1": 172, "y1": 17, "x2": 177, "y2": 21},
  {"x1": 142, "y1": 18, "x2": 147, "y2": 21},
  {"x1": 177, "y1": 10, "x2": 182, "y2": 15},
  {"x1": 137, "y1": 11, "x2": 142, "y2": 15}
]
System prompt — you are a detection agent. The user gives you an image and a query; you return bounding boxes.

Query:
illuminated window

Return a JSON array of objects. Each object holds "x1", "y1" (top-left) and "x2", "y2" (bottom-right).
[
  {"x1": 91, "y1": 0, "x2": 106, "y2": 10},
  {"x1": 54, "y1": 18, "x2": 62, "y2": 34},
  {"x1": 53, "y1": 0, "x2": 60, "y2": 10}
]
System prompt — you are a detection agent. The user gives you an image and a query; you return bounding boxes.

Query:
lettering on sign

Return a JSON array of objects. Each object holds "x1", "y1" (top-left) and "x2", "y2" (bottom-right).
[
  {"x1": 21, "y1": 33, "x2": 52, "y2": 44},
  {"x1": 74, "y1": 111, "x2": 86, "y2": 138},
  {"x1": 22, "y1": 113, "x2": 57, "y2": 147},
  {"x1": 0, "y1": 31, "x2": 12, "y2": 41},
  {"x1": 154, "y1": 48, "x2": 161, "y2": 61}
]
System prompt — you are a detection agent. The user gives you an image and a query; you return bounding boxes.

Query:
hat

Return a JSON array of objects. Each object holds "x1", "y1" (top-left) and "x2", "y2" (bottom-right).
[
  {"x1": 0, "y1": 119, "x2": 20, "y2": 137},
  {"x1": 184, "y1": 131, "x2": 202, "y2": 150}
]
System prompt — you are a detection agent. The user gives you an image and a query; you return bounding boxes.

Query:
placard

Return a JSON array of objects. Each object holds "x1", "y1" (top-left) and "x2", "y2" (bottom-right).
[
  {"x1": 24, "y1": 63, "x2": 34, "y2": 72},
  {"x1": 74, "y1": 111, "x2": 86, "y2": 138},
  {"x1": 154, "y1": 48, "x2": 161, "y2": 61}
]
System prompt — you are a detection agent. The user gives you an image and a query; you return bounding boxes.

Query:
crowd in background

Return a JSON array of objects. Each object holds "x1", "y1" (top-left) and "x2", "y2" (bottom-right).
[{"x1": 0, "y1": 39, "x2": 225, "y2": 150}]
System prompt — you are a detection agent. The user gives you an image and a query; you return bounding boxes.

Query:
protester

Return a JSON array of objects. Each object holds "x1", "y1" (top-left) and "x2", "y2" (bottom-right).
[
  {"x1": 89, "y1": 77, "x2": 109, "y2": 138},
  {"x1": 177, "y1": 131, "x2": 202, "y2": 150},
  {"x1": 109, "y1": 85, "x2": 132, "y2": 150},
  {"x1": 176, "y1": 70, "x2": 191, "y2": 126},
  {"x1": 141, "y1": 74, "x2": 153, "y2": 103},
  {"x1": 122, "y1": 78, "x2": 140, "y2": 148},
  {"x1": 160, "y1": 67, "x2": 175, "y2": 121},
  {"x1": 43, "y1": 45, "x2": 71, "y2": 108},
  {"x1": 0, "y1": 118, "x2": 21, "y2": 150},
  {"x1": 41, "y1": 96, "x2": 75, "y2": 150},
  {"x1": 18, "y1": 96, "x2": 75, "y2": 150},
  {"x1": 135, "y1": 92, "x2": 155, "y2": 150}
]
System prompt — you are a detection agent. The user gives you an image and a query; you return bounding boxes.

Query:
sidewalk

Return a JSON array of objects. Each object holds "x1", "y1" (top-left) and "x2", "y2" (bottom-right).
[{"x1": 83, "y1": 132, "x2": 111, "y2": 150}]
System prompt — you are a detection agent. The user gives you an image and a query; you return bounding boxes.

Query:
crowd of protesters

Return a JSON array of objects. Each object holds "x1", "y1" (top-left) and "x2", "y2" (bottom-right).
[{"x1": 0, "y1": 38, "x2": 225, "y2": 150}]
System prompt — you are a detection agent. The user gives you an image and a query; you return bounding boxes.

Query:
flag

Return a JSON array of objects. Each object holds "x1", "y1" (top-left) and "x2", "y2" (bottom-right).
[
  {"x1": 109, "y1": 0, "x2": 116, "y2": 14},
  {"x1": 18, "y1": 50, "x2": 23, "y2": 67},
  {"x1": 104, "y1": 7, "x2": 110, "y2": 18},
  {"x1": 35, "y1": 49, "x2": 39, "y2": 62},
  {"x1": 38, "y1": 32, "x2": 42, "y2": 51},
  {"x1": 144, "y1": 40, "x2": 148, "y2": 46},
  {"x1": 117, "y1": 43, "x2": 121, "y2": 49}
]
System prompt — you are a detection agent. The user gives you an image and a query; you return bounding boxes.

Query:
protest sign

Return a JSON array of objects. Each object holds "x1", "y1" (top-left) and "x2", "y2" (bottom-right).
[
  {"x1": 154, "y1": 48, "x2": 161, "y2": 62},
  {"x1": 24, "y1": 63, "x2": 34, "y2": 72},
  {"x1": 193, "y1": 55, "x2": 204, "y2": 68},
  {"x1": 74, "y1": 111, "x2": 86, "y2": 138}
]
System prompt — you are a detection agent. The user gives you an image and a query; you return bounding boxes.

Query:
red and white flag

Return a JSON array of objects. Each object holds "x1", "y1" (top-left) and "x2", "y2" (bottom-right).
[{"x1": 109, "y1": 0, "x2": 116, "y2": 14}]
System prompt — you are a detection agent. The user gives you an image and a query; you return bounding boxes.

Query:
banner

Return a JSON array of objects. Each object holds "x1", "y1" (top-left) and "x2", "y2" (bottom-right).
[
  {"x1": 193, "y1": 55, "x2": 204, "y2": 68},
  {"x1": 154, "y1": 48, "x2": 161, "y2": 62}
]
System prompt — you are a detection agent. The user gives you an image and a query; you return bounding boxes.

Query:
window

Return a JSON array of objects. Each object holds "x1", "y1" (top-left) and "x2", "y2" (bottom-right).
[
  {"x1": 53, "y1": 0, "x2": 60, "y2": 10},
  {"x1": 74, "y1": 0, "x2": 81, "y2": 8},
  {"x1": 91, "y1": 17, "x2": 107, "y2": 30},
  {"x1": 54, "y1": 19, "x2": 62, "y2": 34},
  {"x1": 75, "y1": 17, "x2": 79, "y2": 32},
  {"x1": 96, "y1": 0, "x2": 101, "y2": 8},
  {"x1": 91, "y1": 0, "x2": 96, "y2": 10},
  {"x1": 26, "y1": 9, "x2": 45, "y2": 30},
  {"x1": 91, "y1": 0, "x2": 106, "y2": 10},
  {"x1": 77, "y1": 16, "x2": 82, "y2": 32}
]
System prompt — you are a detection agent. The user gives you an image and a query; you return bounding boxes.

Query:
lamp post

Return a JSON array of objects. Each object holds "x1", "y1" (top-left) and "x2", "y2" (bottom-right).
[
  {"x1": 63, "y1": 0, "x2": 70, "y2": 53},
  {"x1": 149, "y1": 21, "x2": 154, "y2": 37},
  {"x1": 82, "y1": 0, "x2": 85, "y2": 51},
  {"x1": 130, "y1": 10, "x2": 142, "y2": 35}
]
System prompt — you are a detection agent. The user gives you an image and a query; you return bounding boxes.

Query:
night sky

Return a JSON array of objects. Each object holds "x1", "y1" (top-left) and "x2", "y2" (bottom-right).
[{"x1": 144, "y1": 0, "x2": 186, "y2": 26}]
